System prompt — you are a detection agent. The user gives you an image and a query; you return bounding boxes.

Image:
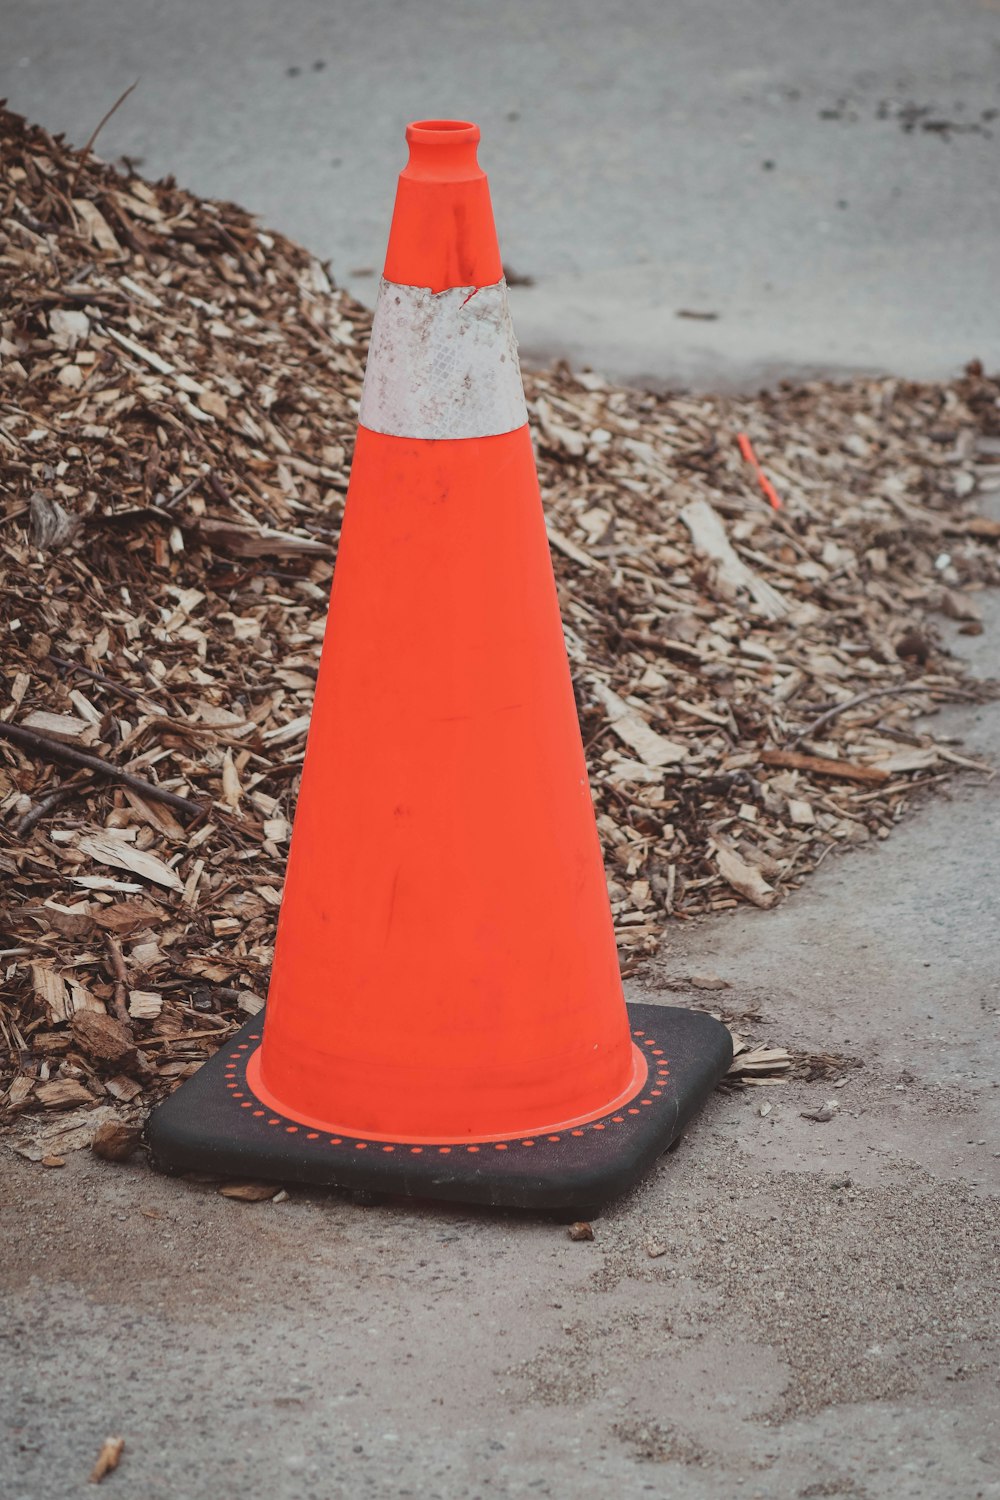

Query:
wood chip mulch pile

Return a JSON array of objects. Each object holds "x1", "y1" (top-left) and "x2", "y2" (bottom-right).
[{"x1": 1, "y1": 104, "x2": 998, "y2": 1137}]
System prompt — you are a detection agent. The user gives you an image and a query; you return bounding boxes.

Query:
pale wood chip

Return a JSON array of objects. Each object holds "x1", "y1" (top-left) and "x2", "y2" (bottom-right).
[
  {"x1": 588, "y1": 680, "x2": 686, "y2": 768},
  {"x1": 21, "y1": 709, "x2": 91, "y2": 742},
  {"x1": 712, "y1": 841, "x2": 777, "y2": 909},
  {"x1": 31, "y1": 963, "x2": 69, "y2": 1021},
  {"x1": 89, "y1": 1436, "x2": 125, "y2": 1484},
  {"x1": 680, "y1": 498, "x2": 788, "y2": 619},
  {"x1": 103, "y1": 324, "x2": 174, "y2": 374},
  {"x1": 220, "y1": 748, "x2": 243, "y2": 809},
  {"x1": 71, "y1": 198, "x2": 121, "y2": 253},
  {"x1": 77, "y1": 833, "x2": 183, "y2": 892},
  {"x1": 786, "y1": 798, "x2": 816, "y2": 826},
  {"x1": 127, "y1": 990, "x2": 163, "y2": 1020},
  {"x1": 545, "y1": 519, "x2": 596, "y2": 569}
]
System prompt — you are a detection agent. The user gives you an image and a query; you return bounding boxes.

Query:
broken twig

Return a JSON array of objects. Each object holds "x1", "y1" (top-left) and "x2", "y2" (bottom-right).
[
  {"x1": 68, "y1": 81, "x2": 138, "y2": 196},
  {"x1": 788, "y1": 683, "x2": 934, "y2": 750},
  {"x1": 760, "y1": 748, "x2": 890, "y2": 784},
  {"x1": 101, "y1": 934, "x2": 131, "y2": 1028},
  {"x1": 0, "y1": 722, "x2": 206, "y2": 819}
]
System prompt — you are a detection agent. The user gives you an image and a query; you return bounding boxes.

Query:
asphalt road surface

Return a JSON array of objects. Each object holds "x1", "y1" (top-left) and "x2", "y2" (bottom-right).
[
  {"x1": 4, "y1": 596, "x2": 999, "y2": 1499},
  {"x1": 2, "y1": 0, "x2": 999, "y2": 387},
  {"x1": 2, "y1": 8, "x2": 999, "y2": 1498}
]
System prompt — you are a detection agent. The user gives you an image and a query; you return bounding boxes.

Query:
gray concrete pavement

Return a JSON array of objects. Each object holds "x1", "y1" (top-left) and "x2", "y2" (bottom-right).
[
  {"x1": 3, "y1": 8, "x2": 999, "y2": 1495},
  {"x1": 2, "y1": 553, "x2": 998, "y2": 1500},
  {"x1": 2, "y1": 0, "x2": 999, "y2": 388}
]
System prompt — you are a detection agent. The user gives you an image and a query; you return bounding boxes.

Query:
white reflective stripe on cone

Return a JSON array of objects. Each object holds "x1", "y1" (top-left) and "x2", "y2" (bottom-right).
[{"x1": 358, "y1": 278, "x2": 528, "y2": 441}]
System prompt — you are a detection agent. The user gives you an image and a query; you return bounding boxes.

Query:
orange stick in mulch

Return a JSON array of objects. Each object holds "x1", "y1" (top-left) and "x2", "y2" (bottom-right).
[
  {"x1": 737, "y1": 431, "x2": 783, "y2": 509},
  {"x1": 148, "y1": 120, "x2": 732, "y2": 1215}
]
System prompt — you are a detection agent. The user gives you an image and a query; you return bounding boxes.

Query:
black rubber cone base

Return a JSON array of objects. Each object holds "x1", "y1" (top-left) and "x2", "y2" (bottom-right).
[{"x1": 147, "y1": 1004, "x2": 732, "y2": 1215}]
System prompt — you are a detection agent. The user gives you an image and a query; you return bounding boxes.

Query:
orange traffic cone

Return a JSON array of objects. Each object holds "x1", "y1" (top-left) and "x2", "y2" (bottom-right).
[{"x1": 149, "y1": 120, "x2": 731, "y2": 1213}]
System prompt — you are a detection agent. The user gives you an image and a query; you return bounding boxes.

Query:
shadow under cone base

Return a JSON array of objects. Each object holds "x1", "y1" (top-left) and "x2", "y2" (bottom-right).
[{"x1": 147, "y1": 1005, "x2": 732, "y2": 1215}]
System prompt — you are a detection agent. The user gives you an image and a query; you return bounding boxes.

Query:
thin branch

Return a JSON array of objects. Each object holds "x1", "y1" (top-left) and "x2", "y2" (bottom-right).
[
  {"x1": 760, "y1": 748, "x2": 890, "y2": 785},
  {"x1": 68, "y1": 80, "x2": 139, "y2": 196},
  {"x1": 0, "y1": 722, "x2": 204, "y2": 820},
  {"x1": 49, "y1": 654, "x2": 168, "y2": 714},
  {"x1": 102, "y1": 933, "x2": 131, "y2": 1027},
  {"x1": 17, "y1": 782, "x2": 88, "y2": 838},
  {"x1": 787, "y1": 683, "x2": 934, "y2": 750}
]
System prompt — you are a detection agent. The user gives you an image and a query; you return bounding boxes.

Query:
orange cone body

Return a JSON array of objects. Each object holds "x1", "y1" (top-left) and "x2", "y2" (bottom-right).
[
  {"x1": 147, "y1": 120, "x2": 734, "y2": 1210},
  {"x1": 249, "y1": 121, "x2": 644, "y2": 1141}
]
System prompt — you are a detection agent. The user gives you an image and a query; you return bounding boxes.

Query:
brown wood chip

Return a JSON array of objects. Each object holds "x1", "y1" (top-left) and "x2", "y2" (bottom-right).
[
  {"x1": 760, "y1": 750, "x2": 891, "y2": 784},
  {"x1": 218, "y1": 1181, "x2": 282, "y2": 1201},
  {"x1": 91, "y1": 1121, "x2": 143, "y2": 1162},
  {"x1": 71, "y1": 1012, "x2": 139, "y2": 1070},
  {"x1": 35, "y1": 1079, "x2": 97, "y2": 1110}
]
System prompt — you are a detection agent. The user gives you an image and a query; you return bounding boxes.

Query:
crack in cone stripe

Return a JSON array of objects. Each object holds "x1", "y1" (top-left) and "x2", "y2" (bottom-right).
[{"x1": 358, "y1": 278, "x2": 527, "y2": 440}]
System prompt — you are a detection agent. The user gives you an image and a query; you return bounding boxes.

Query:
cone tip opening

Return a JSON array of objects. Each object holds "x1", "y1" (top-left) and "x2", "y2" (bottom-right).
[
  {"x1": 403, "y1": 120, "x2": 483, "y2": 182},
  {"x1": 406, "y1": 119, "x2": 479, "y2": 143}
]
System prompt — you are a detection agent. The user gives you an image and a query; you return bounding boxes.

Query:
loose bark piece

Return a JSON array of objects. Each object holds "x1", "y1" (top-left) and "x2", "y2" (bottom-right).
[
  {"x1": 71, "y1": 1011, "x2": 138, "y2": 1071},
  {"x1": 193, "y1": 517, "x2": 334, "y2": 557},
  {"x1": 91, "y1": 1121, "x2": 143, "y2": 1162},
  {"x1": 19, "y1": 711, "x2": 91, "y2": 743},
  {"x1": 128, "y1": 990, "x2": 163, "y2": 1020},
  {"x1": 31, "y1": 964, "x2": 69, "y2": 1022},
  {"x1": 730, "y1": 1047, "x2": 793, "y2": 1074},
  {"x1": 28, "y1": 494, "x2": 83, "y2": 550},
  {"x1": 35, "y1": 1079, "x2": 96, "y2": 1110},
  {"x1": 12, "y1": 1103, "x2": 122, "y2": 1159},
  {"x1": 101, "y1": 933, "x2": 131, "y2": 1026}
]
